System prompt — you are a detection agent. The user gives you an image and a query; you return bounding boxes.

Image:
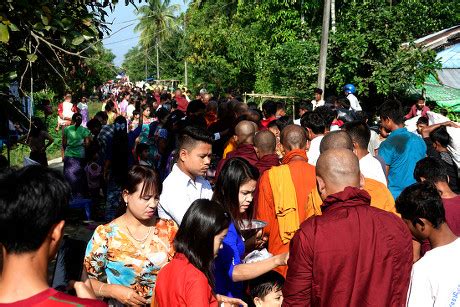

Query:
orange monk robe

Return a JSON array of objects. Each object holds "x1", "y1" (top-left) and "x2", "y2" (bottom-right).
[
  {"x1": 222, "y1": 138, "x2": 237, "y2": 159},
  {"x1": 256, "y1": 149, "x2": 316, "y2": 277},
  {"x1": 306, "y1": 177, "x2": 398, "y2": 218}
]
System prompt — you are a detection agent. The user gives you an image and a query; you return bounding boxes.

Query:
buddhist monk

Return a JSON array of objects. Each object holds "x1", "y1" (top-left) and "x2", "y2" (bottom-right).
[
  {"x1": 215, "y1": 120, "x2": 258, "y2": 178},
  {"x1": 254, "y1": 130, "x2": 280, "y2": 175},
  {"x1": 256, "y1": 125, "x2": 316, "y2": 276},
  {"x1": 306, "y1": 130, "x2": 397, "y2": 217},
  {"x1": 283, "y1": 149, "x2": 413, "y2": 306}
]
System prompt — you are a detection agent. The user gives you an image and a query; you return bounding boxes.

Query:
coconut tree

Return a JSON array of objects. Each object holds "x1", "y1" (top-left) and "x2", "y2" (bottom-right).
[{"x1": 134, "y1": 0, "x2": 180, "y2": 80}]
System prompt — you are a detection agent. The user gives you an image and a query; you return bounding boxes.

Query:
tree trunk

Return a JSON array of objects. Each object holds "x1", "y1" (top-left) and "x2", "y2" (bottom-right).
[{"x1": 317, "y1": 0, "x2": 331, "y2": 97}]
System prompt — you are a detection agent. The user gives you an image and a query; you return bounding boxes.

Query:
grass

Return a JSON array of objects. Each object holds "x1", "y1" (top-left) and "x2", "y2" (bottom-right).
[{"x1": 3, "y1": 101, "x2": 102, "y2": 167}]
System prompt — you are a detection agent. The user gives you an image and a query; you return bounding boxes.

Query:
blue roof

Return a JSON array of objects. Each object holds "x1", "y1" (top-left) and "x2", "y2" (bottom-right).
[{"x1": 437, "y1": 43, "x2": 460, "y2": 69}]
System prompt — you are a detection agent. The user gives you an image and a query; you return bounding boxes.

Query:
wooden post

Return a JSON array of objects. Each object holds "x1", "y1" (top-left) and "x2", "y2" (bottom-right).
[{"x1": 317, "y1": 0, "x2": 331, "y2": 99}]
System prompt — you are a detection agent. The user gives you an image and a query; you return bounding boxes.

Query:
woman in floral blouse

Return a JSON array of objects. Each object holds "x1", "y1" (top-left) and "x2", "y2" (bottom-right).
[{"x1": 84, "y1": 165, "x2": 177, "y2": 306}]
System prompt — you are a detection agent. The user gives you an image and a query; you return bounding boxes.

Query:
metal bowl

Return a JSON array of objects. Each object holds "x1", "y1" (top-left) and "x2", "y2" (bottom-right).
[{"x1": 240, "y1": 219, "x2": 267, "y2": 231}]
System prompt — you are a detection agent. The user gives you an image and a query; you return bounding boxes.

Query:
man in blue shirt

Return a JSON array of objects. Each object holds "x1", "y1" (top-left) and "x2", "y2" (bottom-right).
[{"x1": 378, "y1": 100, "x2": 426, "y2": 199}]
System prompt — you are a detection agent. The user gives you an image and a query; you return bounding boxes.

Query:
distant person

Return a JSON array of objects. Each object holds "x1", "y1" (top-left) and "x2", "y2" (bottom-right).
[
  {"x1": 25, "y1": 117, "x2": 54, "y2": 166},
  {"x1": 158, "y1": 126, "x2": 214, "y2": 225},
  {"x1": 342, "y1": 121, "x2": 387, "y2": 186},
  {"x1": 174, "y1": 89, "x2": 189, "y2": 113},
  {"x1": 301, "y1": 111, "x2": 326, "y2": 166},
  {"x1": 261, "y1": 100, "x2": 277, "y2": 129},
  {"x1": 0, "y1": 166, "x2": 105, "y2": 306},
  {"x1": 377, "y1": 99, "x2": 426, "y2": 199},
  {"x1": 283, "y1": 149, "x2": 412, "y2": 306},
  {"x1": 62, "y1": 113, "x2": 91, "y2": 198},
  {"x1": 293, "y1": 101, "x2": 312, "y2": 125},
  {"x1": 396, "y1": 182, "x2": 460, "y2": 306},
  {"x1": 215, "y1": 120, "x2": 258, "y2": 178},
  {"x1": 311, "y1": 88, "x2": 325, "y2": 110},
  {"x1": 343, "y1": 84, "x2": 362, "y2": 111},
  {"x1": 404, "y1": 96, "x2": 430, "y2": 120},
  {"x1": 254, "y1": 130, "x2": 280, "y2": 175}
]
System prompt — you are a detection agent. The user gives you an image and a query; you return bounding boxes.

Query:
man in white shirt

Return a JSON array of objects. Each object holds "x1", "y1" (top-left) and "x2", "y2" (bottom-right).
[
  {"x1": 342, "y1": 121, "x2": 387, "y2": 186},
  {"x1": 311, "y1": 88, "x2": 325, "y2": 110},
  {"x1": 396, "y1": 182, "x2": 460, "y2": 307},
  {"x1": 293, "y1": 101, "x2": 312, "y2": 126},
  {"x1": 158, "y1": 126, "x2": 214, "y2": 225},
  {"x1": 301, "y1": 111, "x2": 326, "y2": 166},
  {"x1": 343, "y1": 84, "x2": 362, "y2": 111}
]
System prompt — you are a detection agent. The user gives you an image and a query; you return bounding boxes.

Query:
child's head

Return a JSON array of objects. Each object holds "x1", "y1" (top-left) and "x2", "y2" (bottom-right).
[
  {"x1": 136, "y1": 143, "x2": 150, "y2": 161},
  {"x1": 249, "y1": 271, "x2": 285, "y2": 307},
  {"x1": 133, "y1": 110, "x2": 140, "y2": 119}
]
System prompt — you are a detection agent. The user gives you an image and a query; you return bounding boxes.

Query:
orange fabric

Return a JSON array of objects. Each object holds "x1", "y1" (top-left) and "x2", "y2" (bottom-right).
[
  {"x1": 268, "y1": 165, "x2": 299, "y2": 244},
  {"x1": 306, "y1": 177, "x2": 397, "y2": 218},
  {"x1": 222, "y1": 138, "x2": 237, "y2": 159},
  {"x1": 256, "y1": 149, "x2": 316, "y2": 277}
]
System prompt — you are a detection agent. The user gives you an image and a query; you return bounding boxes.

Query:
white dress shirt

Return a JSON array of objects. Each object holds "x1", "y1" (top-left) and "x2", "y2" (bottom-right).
[
  {"x1": 307, "y1": 135, "x2": 324, "y2": 166},
  {"x1": 359, "y1": 153, "x2": 387, "y2": 186},
  {"x1": 347, "y1": 93, "x2": 362, "y2": 111},
  {"x1": 311, "y1": 99, "x2": 325, "y2": 110},
  {"x1": 158, "y1": 164, "x2": 213, "y2": 225}
]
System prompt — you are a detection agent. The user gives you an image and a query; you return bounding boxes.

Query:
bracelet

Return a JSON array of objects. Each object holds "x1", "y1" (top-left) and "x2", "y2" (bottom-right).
[{"x1": 98, "y1": 283, "x2": 105, "y2": 297}]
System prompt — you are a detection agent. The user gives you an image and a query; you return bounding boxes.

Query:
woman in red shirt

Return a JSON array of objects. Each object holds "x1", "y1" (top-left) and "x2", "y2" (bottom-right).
[{"x1": 154, "y1": 199, "x2": 247, "y2": 307}]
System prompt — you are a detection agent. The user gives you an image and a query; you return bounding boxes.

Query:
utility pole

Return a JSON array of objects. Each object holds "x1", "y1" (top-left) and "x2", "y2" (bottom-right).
[
  {"x1": 331, "y1": 0, "x2": 336, "y2": 33},
  {"x1": 183, "y1": 11, "x2": 188, "y2": 86},
  {"x1": 156, "y1": 38, "x2": 160, "y2": 80},
  {"x1": 145, "y1": 46, "x2": 148, "y2": 80},
  {"x1": 317, "y1": 0, "x2": 331, "y2": 98}
]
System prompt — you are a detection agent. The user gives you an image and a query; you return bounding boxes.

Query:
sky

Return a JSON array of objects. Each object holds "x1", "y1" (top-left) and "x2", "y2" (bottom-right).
[{"x1": 103, "y1": 1, "x2": 185, "y2": 68}]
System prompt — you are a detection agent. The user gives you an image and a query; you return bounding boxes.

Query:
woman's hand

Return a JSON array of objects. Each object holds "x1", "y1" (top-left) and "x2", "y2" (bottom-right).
[
  {"x1": 216, "y1": 294, "x2": 248, "y2": 307},
  {"x1": 274, "y1": 252, "x2": 289, "y2": 266},
  {"x1": 109, "y1": 284, "x2": 148, "y2": 306}
]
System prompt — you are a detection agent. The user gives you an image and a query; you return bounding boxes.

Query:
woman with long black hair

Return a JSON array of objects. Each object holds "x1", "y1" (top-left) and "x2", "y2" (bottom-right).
[
  {"x1": 155, "y1": 199, "x2": 247, "y2": 307},
  {"x1": 212, "y1": 158, "x2": 288, "y2": 299},
  {"x1": 104, "y1": 115, "x2": 130, "y2": 221}
]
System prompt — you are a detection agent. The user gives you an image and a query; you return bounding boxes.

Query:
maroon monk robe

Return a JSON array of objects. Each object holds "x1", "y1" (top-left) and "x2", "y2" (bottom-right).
[
  {"x1": 252, "y1": 153, "x2": 280, "y2": 218},
  {"x1": 255, "y1": 153, "x2": 280, "y2": 175},
  {"x1": 283, "y1": 187, "x2": 413, "y2": 307},
  {"x1": 215, "y1": 143, "x2": 259, "y2": 179}
]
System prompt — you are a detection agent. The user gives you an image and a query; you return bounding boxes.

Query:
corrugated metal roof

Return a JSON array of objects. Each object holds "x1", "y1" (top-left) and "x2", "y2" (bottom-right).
[{"x1": 437, "y1": 43, "x2": 460, "y2": 68}]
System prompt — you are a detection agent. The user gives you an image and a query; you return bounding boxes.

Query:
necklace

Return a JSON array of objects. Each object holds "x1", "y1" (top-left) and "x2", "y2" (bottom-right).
[{"x1": 124, "y1": 218, "x2": 153, "y2": 249}]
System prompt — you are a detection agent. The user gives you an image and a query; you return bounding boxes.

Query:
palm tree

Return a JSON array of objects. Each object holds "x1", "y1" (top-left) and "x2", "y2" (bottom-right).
[{"x1": 134, "y1": 0, "x2": 180, "y2": 80}]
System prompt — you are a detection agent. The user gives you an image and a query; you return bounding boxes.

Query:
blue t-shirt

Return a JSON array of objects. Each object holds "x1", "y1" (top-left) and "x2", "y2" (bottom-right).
[
  {"x1": 214, "y1": 222, "x2": 245, "y2": 299},
  {"x1": 378, "y1": 127, "x2": 426, "y2": 199}
]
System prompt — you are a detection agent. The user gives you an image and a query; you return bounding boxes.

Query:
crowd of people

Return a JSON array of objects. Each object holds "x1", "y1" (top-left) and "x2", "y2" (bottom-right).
[{"x1": 0, "y1": 82, "x2": 459, "y2": 307}]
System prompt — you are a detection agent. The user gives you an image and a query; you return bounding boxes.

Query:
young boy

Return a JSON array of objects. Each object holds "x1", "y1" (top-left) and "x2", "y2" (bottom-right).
[
  {"x1": 249, "y1": 271, "x2": 285, "y2": 307},
  {"x1": 158, "y1": 125, "x2": 214, "y2": 225},
  {"x1": 396, "y1": 182, "x2": 460, "y2": 306},
  {"x1": 0, "y1": 166, "x2": 105, "y2": 306}
]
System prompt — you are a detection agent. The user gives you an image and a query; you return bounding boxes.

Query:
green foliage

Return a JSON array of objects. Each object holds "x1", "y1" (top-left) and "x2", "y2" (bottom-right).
[
  {"x1": 0, "y1": 0, "x2": 132, "y2": 96},
  {"x1": 174, "y1": 0, "x2": 459, "y2": 106}
]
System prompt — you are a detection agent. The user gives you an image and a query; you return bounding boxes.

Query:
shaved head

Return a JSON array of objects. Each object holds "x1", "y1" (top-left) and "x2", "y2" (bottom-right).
[
  {"x1": 316, "y1": 149, "x2": 361, "y2": 199},
  {"x1": 319, "y1": 130, "x2": 353, "y2": 154},
  {"x1": 235, "y1": 120, "x2": 256, "y2": 145},
  {"x1": 254, "y1": 130, "x2": 276, "y2": 156},
  {"x1": 280, "y1": 125, "x2": 307, "y2": 152}
]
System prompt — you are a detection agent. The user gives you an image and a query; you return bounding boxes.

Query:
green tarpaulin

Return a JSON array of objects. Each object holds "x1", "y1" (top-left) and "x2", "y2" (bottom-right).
[{"x1": 414, "y1": 74, "x2": 460, "y2": 113}]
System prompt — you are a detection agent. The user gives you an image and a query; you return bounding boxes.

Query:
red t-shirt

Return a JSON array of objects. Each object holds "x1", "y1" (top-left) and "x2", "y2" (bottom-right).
[
  {"x1": 155, "y1": 253, "x2": 218, "y2": 306},
  {"x1": 0, "y1": 288, "x2": 106, "y2": 307},
  {"x1": 443, "y1": 195, "x2": 460, "y2": 236},
  {"x1": 175, "y1": 96, "x2": 189, "y2": 113}
]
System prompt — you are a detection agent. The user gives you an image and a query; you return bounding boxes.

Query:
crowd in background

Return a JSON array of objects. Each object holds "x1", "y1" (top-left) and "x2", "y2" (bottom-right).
[{"x1": 0, "y1": 82, "x2": 459, "y2": 307}]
